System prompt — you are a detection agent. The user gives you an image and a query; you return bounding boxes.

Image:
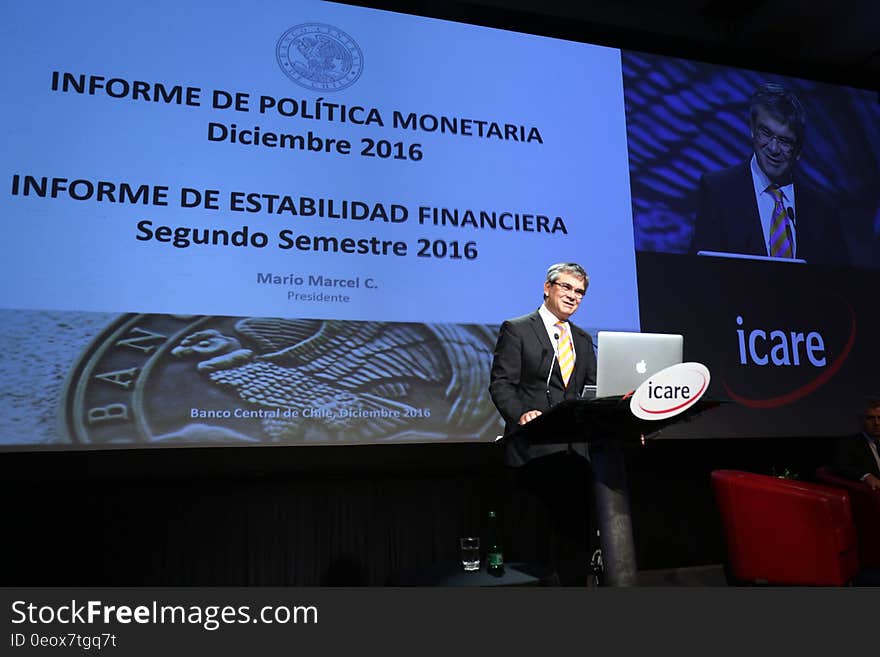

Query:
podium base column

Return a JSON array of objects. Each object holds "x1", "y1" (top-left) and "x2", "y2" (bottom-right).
[{"x1": 591, "y1": 438, "x2": 638, "y2": 586}]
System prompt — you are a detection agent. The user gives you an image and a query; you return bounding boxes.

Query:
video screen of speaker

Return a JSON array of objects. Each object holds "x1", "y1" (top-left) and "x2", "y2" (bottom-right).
[
  {"x1": 1, "y1": 1, "x2": 876, "y2": 449},
  {"x1": 623, "y1": 51, "x2": 880, "y2": 438}
]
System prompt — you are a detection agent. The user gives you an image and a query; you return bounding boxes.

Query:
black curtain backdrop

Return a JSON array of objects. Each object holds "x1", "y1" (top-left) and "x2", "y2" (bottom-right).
[{"x1": 0, "y1": 436, "x2": 837, "y2": 585}]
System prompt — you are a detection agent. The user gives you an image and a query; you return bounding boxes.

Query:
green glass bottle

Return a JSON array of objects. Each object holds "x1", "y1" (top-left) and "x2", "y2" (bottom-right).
[{"x1": 486, "y1": 510, "x2": 504, "y2": 576}]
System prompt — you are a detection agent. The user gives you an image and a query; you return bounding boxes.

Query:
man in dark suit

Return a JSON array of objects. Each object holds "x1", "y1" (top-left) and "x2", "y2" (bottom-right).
[
  {"x1": 835, "y1": 397, "x2": 880, "y2": 490},
  {"x1": 489, "y1": 262, "x2": 597, "y2": 584},
  {"x1": 489, "y1": 262, "x2": 596, "y2": 465},
  {"x1": 691, "y1": 83, "x2": 849, "y2": 266}
]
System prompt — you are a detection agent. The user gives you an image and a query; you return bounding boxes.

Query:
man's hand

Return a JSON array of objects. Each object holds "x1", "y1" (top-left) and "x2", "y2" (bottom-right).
[
  {"x1": 863, "y1": 474, "x2": 880, "y2": 491},
  {"x1": 518, "y1": 410, "x2": 543, "y2": 425}
]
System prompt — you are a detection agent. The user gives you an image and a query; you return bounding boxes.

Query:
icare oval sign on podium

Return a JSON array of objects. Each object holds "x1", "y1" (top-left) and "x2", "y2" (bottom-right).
[{"x1": 630, "y1": 363, "x2": 711, "y2": 421}]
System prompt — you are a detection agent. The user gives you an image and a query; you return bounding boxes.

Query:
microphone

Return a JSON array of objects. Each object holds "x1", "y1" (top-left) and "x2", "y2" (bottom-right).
[
  {"x1": 785, "y1": 207, "x2": 796, "y2": 258},
  {"x1": 545, "y1": 333, "x2": 560, "y2": 409}
]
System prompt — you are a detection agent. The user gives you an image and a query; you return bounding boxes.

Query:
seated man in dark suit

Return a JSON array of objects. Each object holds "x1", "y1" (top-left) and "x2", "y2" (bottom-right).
[
  {"x1": 691, "y1": 82, "x2": 849, "y2": 266},
  {"x1": 835, "y1": 396, "x2": 880, "y2": 491},
  {"x1": 489, "y1": 262, "x2": 597, "y2": 585}
]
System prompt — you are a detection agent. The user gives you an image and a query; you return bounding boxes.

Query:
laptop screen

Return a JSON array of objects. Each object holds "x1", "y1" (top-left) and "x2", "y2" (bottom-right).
[{"x1": 596, "y1": 332, "x2": 684, "y2": 398}]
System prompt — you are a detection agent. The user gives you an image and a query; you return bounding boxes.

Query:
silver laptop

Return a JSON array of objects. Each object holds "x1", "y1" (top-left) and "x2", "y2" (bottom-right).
[{"x1": 595, "y1": 331, "x2": 684, "y2": 398}]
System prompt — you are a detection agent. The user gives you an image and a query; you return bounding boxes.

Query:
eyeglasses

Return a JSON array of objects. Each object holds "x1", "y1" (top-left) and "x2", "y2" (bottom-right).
[
  {"x1": 755, "y1": 126, "x2": 797, "y2": 154},
  {"x1": 551, "y1": 281, "x2": 586, "y2": 298}
]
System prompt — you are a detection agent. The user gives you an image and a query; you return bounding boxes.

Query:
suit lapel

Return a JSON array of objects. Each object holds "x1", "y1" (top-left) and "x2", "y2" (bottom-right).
[
  {"x1": 570, "y1": 327, "x2": 591, "y2": 390},
  {"x1": 732, "y1": 162, "x2": 766, "y2": 255},
  {"x1": 527, "y1": 311, "x2": 553, "y2": 351},
  {"x1": 530, "y1": 310, "x2": 562, "y2": 386},
  {"x1": 865, "y1": 434, "x2": 880, "y2": 477},
  {"x1": 791, "y1": 176, "x2": 817, "y2": 260},
  {"x1": 528, "y1": 311, "x2": 561, "y2": 385}
]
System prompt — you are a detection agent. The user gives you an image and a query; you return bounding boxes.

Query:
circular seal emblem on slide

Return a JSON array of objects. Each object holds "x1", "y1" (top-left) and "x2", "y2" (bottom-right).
[
  {"x1": 630, "y1": 362, "x2": 710, "y2": 421},
  {"x1": 276, "y1": 23, "x2": 363, "y2": 91}
]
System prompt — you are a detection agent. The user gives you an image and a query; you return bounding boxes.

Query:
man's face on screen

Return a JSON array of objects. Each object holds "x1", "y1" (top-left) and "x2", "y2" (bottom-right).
[
  {"x1": 543, "y1": 273, "x2": 585, "y2": 321},
  {"x1": 751, "y1": 107, "x2": 799, "y2": 184}
]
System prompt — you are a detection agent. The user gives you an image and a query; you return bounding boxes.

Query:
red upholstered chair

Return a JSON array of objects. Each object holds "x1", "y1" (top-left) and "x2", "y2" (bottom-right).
[
  {"x1": 711, "y1": 470, "x2": 859, "y2": 586},
  {"x1": 815, "y1": 466, "x2": 880, "y2": 571}
]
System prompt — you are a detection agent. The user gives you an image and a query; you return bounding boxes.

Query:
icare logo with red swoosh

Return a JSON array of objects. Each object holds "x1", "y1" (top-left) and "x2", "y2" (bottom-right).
[{"x1": 723, "y1": 299, "x2": 857, "y2": 409}]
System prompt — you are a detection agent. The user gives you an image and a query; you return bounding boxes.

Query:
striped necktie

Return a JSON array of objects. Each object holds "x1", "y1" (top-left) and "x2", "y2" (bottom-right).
[
  {"x1": 766, "y1": 185, "x2": 793, "y2": 258},
  {"x1": 555, "y1": 321, "x2": 574, "y2": 387}
]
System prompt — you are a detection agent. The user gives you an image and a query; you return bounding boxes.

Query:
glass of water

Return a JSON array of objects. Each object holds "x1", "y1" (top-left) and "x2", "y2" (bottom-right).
[{"x1": 459, "y1": 537, "x2": 480, "y2": 571}]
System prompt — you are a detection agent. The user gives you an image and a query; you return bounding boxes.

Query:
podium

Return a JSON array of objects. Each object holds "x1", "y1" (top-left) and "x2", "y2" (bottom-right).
[{"x1": 503, "y1": 396, "x2": 719, "y2": 586}]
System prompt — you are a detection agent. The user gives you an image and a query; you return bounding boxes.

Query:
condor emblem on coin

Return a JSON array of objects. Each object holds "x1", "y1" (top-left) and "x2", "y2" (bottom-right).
[{"x1": 276, "y1": 23, "x2": 363, "y2": 91}]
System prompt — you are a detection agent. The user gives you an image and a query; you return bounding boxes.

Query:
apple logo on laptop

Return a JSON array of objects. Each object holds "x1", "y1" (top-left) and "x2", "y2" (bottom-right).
[{"x1": 636, "y1": 359, "x2": 647, "y2": 374}]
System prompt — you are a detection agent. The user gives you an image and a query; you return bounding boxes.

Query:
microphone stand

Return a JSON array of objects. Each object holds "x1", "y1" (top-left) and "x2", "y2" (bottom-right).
[
  {"x1": 545, "y1": 332, "x2": 559, "y2": 410},
  {"x1": 786, "y1": 206, "x2": 796, "y2": 258}
]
